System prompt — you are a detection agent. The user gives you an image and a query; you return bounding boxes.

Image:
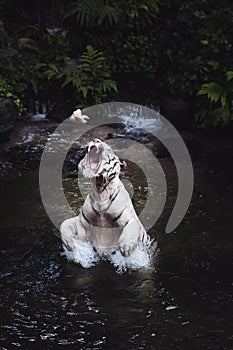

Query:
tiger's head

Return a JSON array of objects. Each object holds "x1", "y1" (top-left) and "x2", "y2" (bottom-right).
[{"x1": 79, "y1": 139, "x2": 122, "y2": 183}]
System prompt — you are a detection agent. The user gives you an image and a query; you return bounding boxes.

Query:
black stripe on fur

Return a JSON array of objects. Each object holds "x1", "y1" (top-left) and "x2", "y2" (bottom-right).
[
  {"x1": 82, "y1": 209, "x2": 90, "y2": 224},
  {"x1": 112, "y1": 210, "x2": 123, "y2": 222}
]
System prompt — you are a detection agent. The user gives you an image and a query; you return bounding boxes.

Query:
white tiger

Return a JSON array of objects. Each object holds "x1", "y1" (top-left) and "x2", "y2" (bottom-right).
[{"x1": 60, "y1": 138, "x2": 154, "y2": 266}]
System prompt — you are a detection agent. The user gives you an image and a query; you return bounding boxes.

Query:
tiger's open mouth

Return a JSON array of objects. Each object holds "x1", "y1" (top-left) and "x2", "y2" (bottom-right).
[{"x1": 88, "y1": 145, "x2": 101, "y2": 171}]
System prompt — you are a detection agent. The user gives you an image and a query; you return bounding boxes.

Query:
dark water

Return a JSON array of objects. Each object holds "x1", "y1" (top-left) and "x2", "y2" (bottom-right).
[{"x1": 0, "y1": 127, "x2": 232, "y2": 350}]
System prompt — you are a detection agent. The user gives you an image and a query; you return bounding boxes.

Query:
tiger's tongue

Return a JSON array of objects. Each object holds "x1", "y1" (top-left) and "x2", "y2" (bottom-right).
[{"x1": 89, "y1": 146, "x2": 100, "y2": 170}]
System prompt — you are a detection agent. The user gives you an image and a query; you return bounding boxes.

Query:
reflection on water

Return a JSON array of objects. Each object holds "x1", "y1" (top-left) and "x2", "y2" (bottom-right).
[
  {"x1": 0, "y1": 220, "x2": 232, "y2": 349},
  {"x1": 0, "y1": 121, "x2": 232, "y2": 349}
]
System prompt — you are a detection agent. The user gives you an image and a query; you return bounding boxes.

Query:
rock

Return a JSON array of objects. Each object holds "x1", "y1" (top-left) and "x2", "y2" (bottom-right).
[{"x1": 0, "y1": 98, "x2": 17, "y2": 141}]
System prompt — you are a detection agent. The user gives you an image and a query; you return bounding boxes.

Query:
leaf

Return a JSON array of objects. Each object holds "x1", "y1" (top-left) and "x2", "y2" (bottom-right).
[
  {"x1": 226, "y1": 71, "x2": 233, "y2": 82},
  {"x1": 220, "y1": 94, "x2": 226, "y2": 108},
  {"x1": 197, "y1": 82, "x2": 223, "y2": 104},
  {"x1": 211, "y1": 107, "x2": 231, "y2": 125},
  {"x1": 80, "y1": 86, "x2": 88, "y2": 98},
  {"x1": 140, "y1": 4, "x2": 149, "y2": 11},
  {"x1": 49, "y1": 63, "x2": 60, "y2": 74},
  {"x1": 64, "y1": 4, "x2": 80, "y2": 19},
  {"x1": 97, "y1": 5, "x2": 119, "y2": 26},
  {"x1": 30, "y1": 79, "x2": 38, "y2": 94},
  {"x1": 207, "y1": 60, "x2": 219, "y2": 70}
]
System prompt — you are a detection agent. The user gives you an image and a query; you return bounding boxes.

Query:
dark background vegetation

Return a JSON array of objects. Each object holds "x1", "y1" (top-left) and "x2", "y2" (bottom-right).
[{"x1": 0, "y1": 0, "x2": 233, "y2": 126}]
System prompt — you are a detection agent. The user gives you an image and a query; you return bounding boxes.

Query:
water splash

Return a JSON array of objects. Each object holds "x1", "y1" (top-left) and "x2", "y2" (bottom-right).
[
  {"x1": 109, "y1": 244, "x2": 151, "y2": 273},
  {"x1": 62, "y1": 241, "x2": 151, "y2": 273},
  {"x1": 119, "y1": 113, "x2": 162, "y2": 134},
  {"x1": 30, "y1": 100, "x2": 53, "y2": 122},
  {"x1": 62, "y1": 241, "x2": 100, "y2": 268}
]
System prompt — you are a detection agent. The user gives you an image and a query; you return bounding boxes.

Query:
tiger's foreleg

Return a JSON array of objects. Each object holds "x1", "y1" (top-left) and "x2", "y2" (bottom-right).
[
  {"x1": 118, "y1": 218, "x2": 149, "y2": 257},
  {"x1": 60, "y1": 216, "x2": 87, "y2": 251}
]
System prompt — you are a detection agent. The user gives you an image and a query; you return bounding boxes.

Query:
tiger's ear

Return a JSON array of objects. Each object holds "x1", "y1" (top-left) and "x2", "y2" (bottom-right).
[{"x1": 120, "y1": 160, "x2": 127, "y2": 168}]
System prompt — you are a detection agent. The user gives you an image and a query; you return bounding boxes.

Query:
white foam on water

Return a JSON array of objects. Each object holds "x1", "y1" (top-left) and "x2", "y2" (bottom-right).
[
  {"x1": 61, "y1": 241, "x2": 100, "y2": 268},
  {"x1": 119, "y1": 113, "x2": 162, "y2": 133},
  {"x1": 31, "y1": 114, "x2": 47, "y2": 122},
  {"x1": 109, "y1": 244, "x2": 151, "y2": 273},
  {"x1": 62, "y1": 240, "x2": 151, "y2": 273}
]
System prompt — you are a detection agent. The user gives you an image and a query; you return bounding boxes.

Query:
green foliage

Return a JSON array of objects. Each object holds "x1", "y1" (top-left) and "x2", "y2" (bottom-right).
[
  {"x1": 0, "y1": 22, "x2": 26, "y2": 117},
  {"x1": 198, "y1": 83, "x2": 225, "y2": 106},
  {"x1": 64, "y1": 0, "x2": 160, "y2": 98},
  {"x1": 65, "y1": 0, "x2": 159, "y2": 29},
  {"x1": 0, "y1": 0, "x2": 233, "y2": 126},
  {"x1": 38, "y1": 45, "x2": 117, "y2": 106},
  {"x1": 196, "y1": 71, "x2": 233, "y2": 126},
  {"x1": 111, "y1": 34, "x2": 157, "y2": 77},
  {"x1": 153, "y1": 0, "x2": 233, "y2": 126},
  {"x1": 0, "y1": 20, "x2": 9, "y2": 48},
  {"x1": 0, "y1": 78, "x2": 25, "y2": 116},
  {"x1": 0, "y1": 24, "x2": 72, "y2": 111},
  {"x1": 65, "y1": 0, "x2": 120, "y2": 28},
  {"x1": 0, "y1": 19, "x2": 117, "y2": 110},
  {"x1": 77, "y1": 45, "x2": 117, "y2": 103},
  {"x1": 64, "y1": 0, "x2": 159, "y2": 55}
]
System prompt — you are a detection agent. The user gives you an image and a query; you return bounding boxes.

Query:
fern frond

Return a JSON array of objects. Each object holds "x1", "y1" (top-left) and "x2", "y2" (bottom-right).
[
  {"x1": 64, "y1": 0, "x2": 120, "y2": 28},
  {"x1": 97, "y1": 5, "x2": 119, "y2": 26},
  {"x1": 197, "y1": 82, "x2": 224, "y2": 104}
]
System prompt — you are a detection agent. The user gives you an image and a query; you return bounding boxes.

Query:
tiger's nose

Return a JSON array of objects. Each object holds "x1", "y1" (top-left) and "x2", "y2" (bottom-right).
[{"x1": 93, "y1": 138, "x2": 101, "y2": 144}]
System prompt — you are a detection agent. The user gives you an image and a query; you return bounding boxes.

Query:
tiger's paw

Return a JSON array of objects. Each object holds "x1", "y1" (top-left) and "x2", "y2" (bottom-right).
[{"x1": 119, "y1": 240, "x2": 137, "y2": 257}]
